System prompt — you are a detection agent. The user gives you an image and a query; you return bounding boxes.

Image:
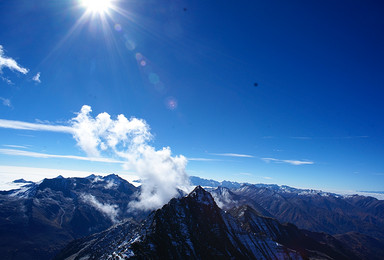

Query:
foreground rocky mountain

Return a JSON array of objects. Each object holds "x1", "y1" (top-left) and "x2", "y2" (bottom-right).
[
  {"x1": 0, "y1": 174, "x2": 142, "y2": 260},
  {"x1": 56, "y1": 186, "x2": 359, "y2": 260}
]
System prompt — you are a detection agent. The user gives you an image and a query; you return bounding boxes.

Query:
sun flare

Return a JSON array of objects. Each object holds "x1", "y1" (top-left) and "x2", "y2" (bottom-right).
[{"x1": 81, "y1": 0, "x2": 112, "y2": 14}]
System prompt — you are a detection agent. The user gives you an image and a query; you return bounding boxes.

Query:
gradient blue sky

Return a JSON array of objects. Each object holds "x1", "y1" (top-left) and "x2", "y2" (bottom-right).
[{"x1": 0, "y1": 0, "x2": 383, "y2": 192}]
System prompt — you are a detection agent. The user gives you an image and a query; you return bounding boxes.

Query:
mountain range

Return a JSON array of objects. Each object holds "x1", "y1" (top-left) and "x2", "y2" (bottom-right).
[
  {"x1": 55, "y1": 186, "x2": 359, "y2": 260},
  {"x1": 0, "y1": 174, "x2": 383, "y2": 259}
]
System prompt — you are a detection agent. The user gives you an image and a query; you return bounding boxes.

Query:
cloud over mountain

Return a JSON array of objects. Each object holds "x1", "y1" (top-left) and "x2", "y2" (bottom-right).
[{"x1": 71, "y1": 105, "x2": 192, "y2": 210}]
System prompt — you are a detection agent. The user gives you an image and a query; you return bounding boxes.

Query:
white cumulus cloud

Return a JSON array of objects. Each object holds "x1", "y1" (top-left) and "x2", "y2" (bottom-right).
[
  {"x1": 71, "y1": 105, "x2": 192, "y2": 210},
  {"x1": 0, "y1": 105, "x2": 192, "y2": 210}
]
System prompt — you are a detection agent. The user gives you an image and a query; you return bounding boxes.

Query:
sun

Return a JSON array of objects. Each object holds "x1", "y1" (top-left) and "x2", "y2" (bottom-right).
[{"x1": 81, "y1": 0, "x2": 113, "y2": 14}]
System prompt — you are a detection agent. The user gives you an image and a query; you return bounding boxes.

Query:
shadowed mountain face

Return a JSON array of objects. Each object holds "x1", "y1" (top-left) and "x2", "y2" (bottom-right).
[
  {"x1": 210, "y1": 184, "x2": 384, "y2": 242},
  {"x1": 55, "y1": 186, "x2": 359, "y2": 260},
  {"x1": 228, "y1": 205, "x2": 360, "y2": 260},
  {"x1": 0, "y1": 174, "x2": 143, "y2": 260},
  {"x1": 334, "y1": 232, "x2": 384, "y2": 260}
]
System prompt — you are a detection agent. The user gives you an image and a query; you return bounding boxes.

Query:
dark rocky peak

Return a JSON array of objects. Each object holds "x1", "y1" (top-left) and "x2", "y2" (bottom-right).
[
  {"x1": 86, "y1": 174, "x2": 136, "y2": 192},
  {"x1": 103, "y1": 173, "x2": 123, "y2": 182},
  {"x1": 187, "y1": 185, "x2": 216, "y2": 206},
  {"x1": 38, "y1": 176, "x2": 77, "y2": 196},
  {"x1": 36, "y1": 174, "x2": 137, "y2": 196}
]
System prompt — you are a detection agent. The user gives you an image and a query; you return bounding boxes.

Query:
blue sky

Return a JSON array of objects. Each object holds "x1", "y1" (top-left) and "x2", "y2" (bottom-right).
[{"x1": 0, "y1": 0, "x2": 383, "y2": 192}]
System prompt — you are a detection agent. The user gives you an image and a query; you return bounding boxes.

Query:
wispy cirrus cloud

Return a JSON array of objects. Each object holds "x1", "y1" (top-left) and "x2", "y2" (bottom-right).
[
  {"x1": 0, "y1": 45, "x2": 28, "y2": 75},
  {"x1": 2, "y1": 144, "x2": 30, "y2": 149},
  {"x1": 262, "y1": 157, "x2": 314, "y2": 165},
  {"x1": 0, "y1": 148, "x2": 124, "y2": 164},
  {"x1": 1, "y1": 76, "x2": 13, "y2": 84},
  {"x1": 187, "y1": 157, "x2": 219, "y2": 162},
  {"x1": 0, "y1": 119, "x2": 73, "y2": 133},
  {"x1": 32, "y1": 72, "x2": 41, "y2": 83},
  {"x1": 211, "y1": 153, "x2": 254, "y2": 158},
  {"x1": 0, "y1": 97, "x2": 12, "y2": 108}
]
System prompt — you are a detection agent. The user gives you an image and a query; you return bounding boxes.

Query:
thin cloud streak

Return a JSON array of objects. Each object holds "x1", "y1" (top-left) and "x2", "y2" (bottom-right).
[
  {"x1": 0, "y1": 119, "x2": 73, "y2": 133},
  {"x1": 211, "y1": 153, "x2": 254, "y2": 158},
  {"x1": 262, "y1": 157, "x2": 314, "y2": 165},
  {"x1": 2, "y1": 144, "x2": 30, "y2": 149},
  {"x1": 0, "y1": 45, "x2": 28, "y2": 74},
  {"x1": 0, "y1": 149, "x2": 124, "y2": 164},
  {"x1": 187, "y1": 157, "x2": 219, "y2": 162}
]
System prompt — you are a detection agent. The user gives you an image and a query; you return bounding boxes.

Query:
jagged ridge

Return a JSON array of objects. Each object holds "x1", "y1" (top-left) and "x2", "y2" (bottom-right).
[{"x1": 56, "y1": 186, "x2": 360, "y2": 260}]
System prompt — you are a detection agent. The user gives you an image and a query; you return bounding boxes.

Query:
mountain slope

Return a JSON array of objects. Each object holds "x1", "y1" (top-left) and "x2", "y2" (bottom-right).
[
  {"x1": 56, "y1": 186, "x2": 360, "y2": 260},
  {"x1": 0, "y1": 174, "x2": 142, "y2": 260},
  {"x1": 229, "y1": 205, "x2": 359, "y2": 260},
  {"x1": 212, "y1": 184, "x2": 384, "y2": 242},
  {"x1": 334, "y1": 232, "x2": 384, "y2": 260}
]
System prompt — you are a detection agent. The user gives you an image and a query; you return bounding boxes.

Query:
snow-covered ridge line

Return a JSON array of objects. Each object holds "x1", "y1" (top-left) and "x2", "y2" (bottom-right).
[{"x1": 2, "y1": 174, "x2": 383, "y2": 201}]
